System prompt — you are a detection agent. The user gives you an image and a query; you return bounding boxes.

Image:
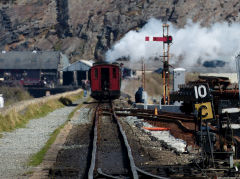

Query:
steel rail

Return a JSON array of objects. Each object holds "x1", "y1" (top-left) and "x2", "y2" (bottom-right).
[
  {"x1": 114, "y1": 109, "x2": 195, "y2": 122},
  {"x1": 88, "y1": 106, "x2": 99, "y2": 179},
  {"x1": 97, "y1": 168, "x2": 123, "y2": 179},
  {"x1": 114, "y1": 108, "x2": 195, "y2": 118},
  {"x1": 136, "y1": 167, "x2": 168, "y2": 179},
  {"x1": 112, "y1": 105, "x2": 169, "y2": 179},
  {"x1": 116, "y1": 112, "x2": 195, "y2": 133},
  {"x1": 112, "y1": 108, "x2": 139, "y2": 179},
  {"x1": 88, "y1": 103, "x2": 138, "y2": 179},
  {"x1": 125, "y1": 112, "x2": 195, "y2": 122},
  {"x1": 89, "y1": 103, "x2": 169, "y2": 179}
]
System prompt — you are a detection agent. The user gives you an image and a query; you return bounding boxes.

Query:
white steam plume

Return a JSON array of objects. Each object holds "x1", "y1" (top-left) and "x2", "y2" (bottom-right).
[{"x1": 105, "y1": 18, "x2": 240, "y2": 68}]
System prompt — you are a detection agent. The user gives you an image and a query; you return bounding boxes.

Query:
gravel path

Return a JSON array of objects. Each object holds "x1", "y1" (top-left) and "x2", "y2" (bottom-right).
[{"x1": 0, "y1": 99, "x2": 83, "y2": 179}]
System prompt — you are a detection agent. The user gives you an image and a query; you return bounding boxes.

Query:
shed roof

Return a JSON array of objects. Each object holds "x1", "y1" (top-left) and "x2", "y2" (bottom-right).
[
  {"x1": 63, "y1": 59, "x2": 94, "y2": 71},
  {"x1": 0, "y1": 51, "x2": 62, "y2": 70},
  {"x1": 80, "y1": 60, "x2": 94, "y2": 67}
]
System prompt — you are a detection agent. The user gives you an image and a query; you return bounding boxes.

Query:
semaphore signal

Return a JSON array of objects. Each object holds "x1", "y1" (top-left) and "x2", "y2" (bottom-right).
[
  {"x1": 145, "y1": 36, "x2": 173, "y2": 44},
  {"x1": 145, "y1": 24, "x2": 173, "y2": 105}
]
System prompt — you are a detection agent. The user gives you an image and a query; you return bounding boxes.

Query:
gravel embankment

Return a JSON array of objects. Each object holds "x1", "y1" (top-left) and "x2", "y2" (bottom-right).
[
  {"x1": 70, "y1": 107, "x2": 92, "y2": 125},
  {"x1": 124, "y1": 116, "x2": 187, "y2": 153},
  {"x1": 44, "y1": 105, "x2": 94, "y2": 178},
  {"x1": 0, "y1": 99, "x2": 84, "y2": 179}
]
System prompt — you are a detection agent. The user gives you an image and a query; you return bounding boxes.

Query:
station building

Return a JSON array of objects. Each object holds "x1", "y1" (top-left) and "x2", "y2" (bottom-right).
[{"x1": 0, "y1": 51, "x2": 69, "y2": 87}]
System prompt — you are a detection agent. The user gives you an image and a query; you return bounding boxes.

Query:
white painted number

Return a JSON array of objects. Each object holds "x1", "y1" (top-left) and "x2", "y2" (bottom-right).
[{"x1": 194, "y1": 85, "x2": 207, "y2": 99}]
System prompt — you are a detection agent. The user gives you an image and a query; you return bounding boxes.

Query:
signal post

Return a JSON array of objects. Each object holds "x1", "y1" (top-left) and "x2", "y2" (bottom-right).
[{"x1": 145, "y1": 24, "x2": 172, "y2": 104}]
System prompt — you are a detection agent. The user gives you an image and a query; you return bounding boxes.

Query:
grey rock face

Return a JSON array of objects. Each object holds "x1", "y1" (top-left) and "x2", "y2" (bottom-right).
[
  {"x1": 0, "y1": 0, "x2": 240, "y2": 61},
  {"x1": 55, "y1": 0, "x2": 72, "y2": 38}
]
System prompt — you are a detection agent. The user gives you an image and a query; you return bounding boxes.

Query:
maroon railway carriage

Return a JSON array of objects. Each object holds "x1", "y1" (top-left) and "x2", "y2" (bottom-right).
[{"x1": 89, "y1": 62, "x2": 121, "y2": 100}]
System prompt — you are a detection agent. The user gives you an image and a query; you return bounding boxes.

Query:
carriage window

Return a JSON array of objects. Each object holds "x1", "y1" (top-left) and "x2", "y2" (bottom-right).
[
  {"x1": 113, "y1": 68, "x2": 116, "y2": 78},
  {"x1": 94, "y1": 69, "x2": 98, "y2": 79}
]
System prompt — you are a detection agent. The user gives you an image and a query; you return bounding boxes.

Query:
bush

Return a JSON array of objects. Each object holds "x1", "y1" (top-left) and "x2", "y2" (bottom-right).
[
  {"x1": 59, "y1": 97, "x2": 73, "y2": 106},
  {"x1": 0, "y1": 85, "x2": 32, "y2": 106}
]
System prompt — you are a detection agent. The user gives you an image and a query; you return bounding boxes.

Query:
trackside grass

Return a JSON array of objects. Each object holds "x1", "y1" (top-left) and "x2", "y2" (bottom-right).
[
  {"x1": 0, "y1": 91, "x2": 83, "y2": 135},
  {"x1": 0, "y1": 100, "x2": 64, "y2": 133},
  {"x1": 28, "y1": 96, "x2": 91, "y2": 166},
  {"x1": 28, "y1": 120, "x2": 65, "y2": 166}
]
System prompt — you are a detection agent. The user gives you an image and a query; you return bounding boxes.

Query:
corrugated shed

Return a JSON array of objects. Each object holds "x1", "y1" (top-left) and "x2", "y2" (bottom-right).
[
  {"x1": 0, "y1": 51, "x2": 64, "y2": 70},
  {"x1": 63, "y1": 60, "x2": 93, "y2": 71}
]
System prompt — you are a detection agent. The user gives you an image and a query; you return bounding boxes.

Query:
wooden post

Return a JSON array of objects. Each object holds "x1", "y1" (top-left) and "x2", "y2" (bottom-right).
[
  {"x1": 162, "y1": 24, "x2": 170, "y2": 105},
  {"x1": 73, "y1": 71, "x2": 78, "y2": 86},
  {"x1": 142, "y1": 60, "x2": 145, "y2": 89}
]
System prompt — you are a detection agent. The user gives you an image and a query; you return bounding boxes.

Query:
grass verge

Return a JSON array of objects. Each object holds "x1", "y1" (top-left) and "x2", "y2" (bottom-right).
[
  {"x1": 0, "y1": 100, "x2": 64, "y2": 133},
  {"x1": 28, "y1": 120, "x2": 66, "y2": 166},
  {"x1": 0, "y1": 85, "x2": 32, "y2": 106},
  {"x1": 28, "y1": 95, "x2": 91, "y2": 166},
  {"x1": 0, "y1": 91, "x2": 83, "y2": 134}
]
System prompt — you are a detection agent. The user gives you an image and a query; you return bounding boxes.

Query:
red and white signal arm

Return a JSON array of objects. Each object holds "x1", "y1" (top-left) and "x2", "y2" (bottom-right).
[{"x1": 145, "y1": 36, "x2": 173, "y2": 43}]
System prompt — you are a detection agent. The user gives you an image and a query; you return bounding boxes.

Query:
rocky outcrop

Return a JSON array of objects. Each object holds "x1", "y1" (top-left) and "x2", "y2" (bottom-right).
[
  {"x1": 55, "y1": 0, "x2": 71, "y2": 38},
  {"x1": 0, "y1": 0, "x2": 240, "y2": 61}
]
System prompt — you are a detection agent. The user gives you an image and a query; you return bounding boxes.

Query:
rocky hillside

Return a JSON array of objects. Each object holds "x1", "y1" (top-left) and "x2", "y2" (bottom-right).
[{"x1": 0, "y1": 0, "x2": 240, "y2": 62}]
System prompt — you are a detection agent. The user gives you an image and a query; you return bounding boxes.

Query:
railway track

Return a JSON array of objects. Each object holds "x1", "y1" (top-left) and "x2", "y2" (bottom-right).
[
  {"x1": 49, "y1": 101, "x2": 238, "y2": 178},
  {"x1": 115, "y1": 108, "x2": 195, "y2": 122},
  {"x1": 48, "y1": 102, "x2": 97, "y2": 178},
  {"x1": 88, "y1": 102, "x2": 167, "y2": 179},
  {"x1": 48, "y1": 102, "x2": 166, "y2": 178},
  {"x1": 115, "y1": 107, "x2": 205, "y2": 151},
  {"x1": 115, "y1": 108, "x2": 195, "y2": 134}
]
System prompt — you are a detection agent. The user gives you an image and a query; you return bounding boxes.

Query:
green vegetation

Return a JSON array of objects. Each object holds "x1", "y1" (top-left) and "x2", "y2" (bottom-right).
[
  {"x1": 0, "y1": 90, "x2": 84, "y2": 167},
  {"x1": 28, "y1": 121, "x2": 65, "y2": 166},
  {"x1": 234, "y1": 161, "x2": 240, "y2": 168},
  {"x1": 0, "y1": 91, "x2": 83, "y2": 134},
  {"x1": 28, "y1": 96, "x2": 90, "y2": 166},
  {"x1": 0, "y1": 99, "x2": 64, "y2": 133},
  {"x1": 0, "y1": 85, "x2": 32, "y2": 106}
]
